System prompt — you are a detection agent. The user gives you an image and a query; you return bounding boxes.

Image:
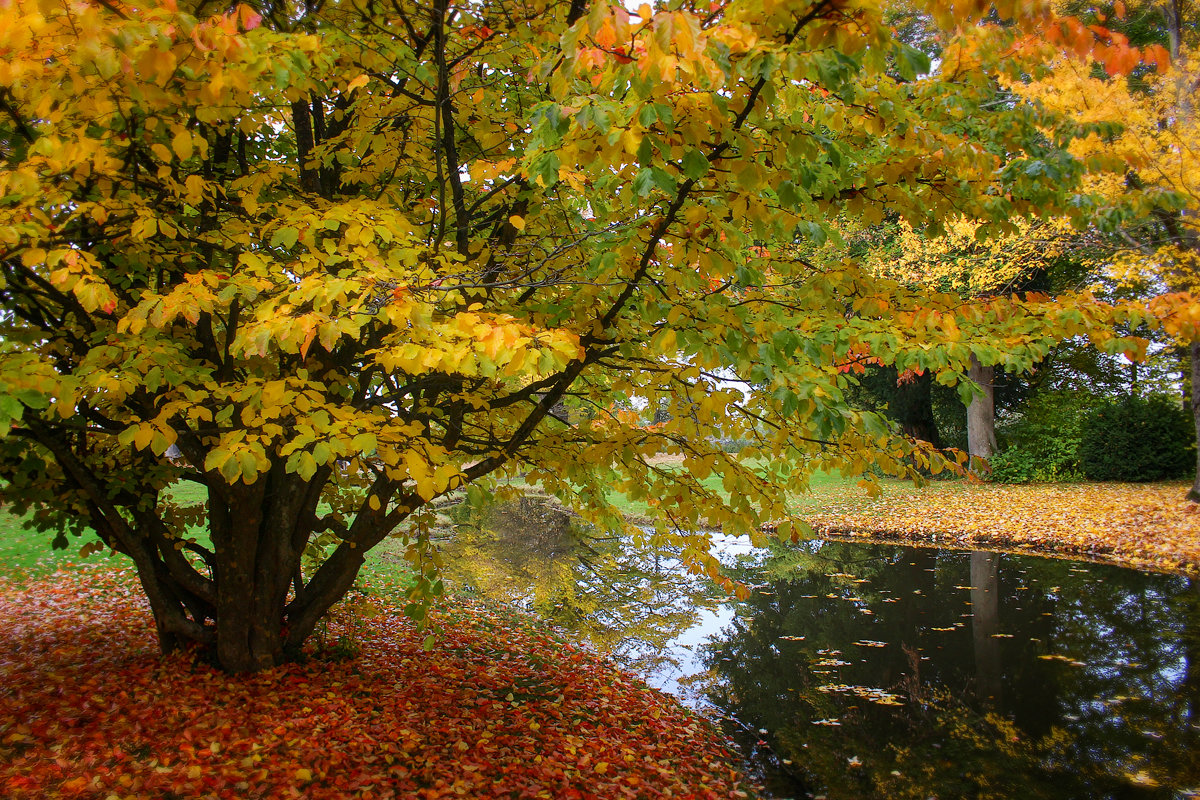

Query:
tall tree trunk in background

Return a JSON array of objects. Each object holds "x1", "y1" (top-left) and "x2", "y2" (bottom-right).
[
  {"x1": 967, "y1": 354, "x2": 998, "y2": 470},
  {"x1": 894, "y1": 370, "x2": 942, "y2": 448}
]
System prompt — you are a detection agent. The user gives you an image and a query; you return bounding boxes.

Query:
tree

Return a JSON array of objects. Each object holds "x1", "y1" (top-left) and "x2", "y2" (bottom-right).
[
  {"x1": 1013, "y1": 1, "x2": 1200, "y2": 497},
  {"x1": 857, "y1": 216, "x2": 1100, "y2": 462},
  {"x1": 0, "y1": 0, "x2": 1173, "y2": 671}
]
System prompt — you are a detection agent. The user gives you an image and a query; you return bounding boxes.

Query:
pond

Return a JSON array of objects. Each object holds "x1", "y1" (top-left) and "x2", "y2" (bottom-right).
[{"x1": 432, "y1": 496, "x2": 1200, "y2": 799}]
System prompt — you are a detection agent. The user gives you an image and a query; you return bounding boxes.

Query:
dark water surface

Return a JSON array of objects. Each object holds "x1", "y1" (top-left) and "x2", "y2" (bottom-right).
[{"x1": 436, "y1": 499, "x2": 1200, "y2": 799}]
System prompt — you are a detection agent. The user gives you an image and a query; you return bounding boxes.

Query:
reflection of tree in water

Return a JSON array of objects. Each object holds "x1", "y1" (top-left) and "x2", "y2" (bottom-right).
[
  {"x1": 435, "y1": 494, "x2": 720, "y2": 676},
  {"x1": 699, "y1": 541, "x2": 1200, "y2": 799}
]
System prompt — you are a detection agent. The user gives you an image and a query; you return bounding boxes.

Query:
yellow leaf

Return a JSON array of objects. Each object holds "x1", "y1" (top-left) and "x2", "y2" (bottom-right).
[
  {"x1": 172, "y1": 129, "x2": 193, "y2": 161},
  {"x1": 346, "y1": 74, "x2": 369, "y2": 92},
  {"x1": 508, "y1": 215, "x2": 526, "y2": 231},
  {"x1": 295, "y1": 768, "x2": 313, "y2": 781}
]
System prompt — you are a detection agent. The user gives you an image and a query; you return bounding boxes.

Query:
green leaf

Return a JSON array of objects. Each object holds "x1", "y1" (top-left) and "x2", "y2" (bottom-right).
[
  {"x1": 895, "y1": 44, "x2": 931, "y2": 81},
  {"x1": 681, "y1": 149, "x2": 710, "y2": 180},
  {"x1": 270, "y1": 226, "x2": 299, "y2": 249},
  {"x1": 637, "y1": 135, "x2": 654, "y2": 167},
  {"x1": 633, "y1": 168, "x2": 658, "y2": 197},
  {"x1": 219, "y1": 453, "x2": 243, "y2": 483},
  {"x1": 777, "y1": 180, "x2": 800, "y2": 209}
]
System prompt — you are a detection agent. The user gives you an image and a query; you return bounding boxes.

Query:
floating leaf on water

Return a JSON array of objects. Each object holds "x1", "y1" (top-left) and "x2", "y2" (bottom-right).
[
  {"x1": 854, "y1": 640, "x2": 887, "y2": 648},
  {"x1": 779, "y1": 635, "x2": 806, "y2": 641},
  {"x1": 814, "y1": 658, "x2": 852, "y2": 667},
  {"x1": 1127, "y1": 771, "x2": 1160, "y2": 787},
  {"x1": 990, "y1": 633, "x2": 1014, "y2": 639},
  {"x1": 812, "y1": 718, "x2": 842, "y2": 726},
  {"x1": 816, "y1": 684, "x2": 904, "y2": 706}
]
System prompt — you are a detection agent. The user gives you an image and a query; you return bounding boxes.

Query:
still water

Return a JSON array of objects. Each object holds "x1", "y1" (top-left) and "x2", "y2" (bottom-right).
[{"x1": 435, "y1": 497, "x2": 1200, "y2": 799}]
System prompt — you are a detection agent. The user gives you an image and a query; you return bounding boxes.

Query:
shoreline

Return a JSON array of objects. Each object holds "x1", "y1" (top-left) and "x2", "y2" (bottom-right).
[
  {"x1": 800, "y1": 480, "x2": 1200, "y2": 578},
  {"x1": 552, "y1": 480, "x2": 1200, "y2": 577}
]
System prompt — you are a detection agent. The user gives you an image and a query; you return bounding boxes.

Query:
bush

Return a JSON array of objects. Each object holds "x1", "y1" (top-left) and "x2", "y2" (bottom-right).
[
  {"x1": 988, "y1": 442, "x2": 1082, "y2": 483},
  {"x1": 1078, "y1": 394, "x2": 1195, "y2": 482},
  {"x1": 988, "y1": 391, "x2": 1095, "y2": 483}
]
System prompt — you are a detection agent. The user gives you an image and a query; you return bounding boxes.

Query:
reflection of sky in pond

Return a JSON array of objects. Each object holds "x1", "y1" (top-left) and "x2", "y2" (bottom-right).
[{"x1": 434, "y1": 500, "x2": 1200, "y2": 799}]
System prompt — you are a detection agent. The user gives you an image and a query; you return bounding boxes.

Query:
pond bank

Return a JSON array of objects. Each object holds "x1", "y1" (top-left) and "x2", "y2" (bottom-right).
[{"x1": 800, "y1": 480, "x2": 1200, "y2": 576}]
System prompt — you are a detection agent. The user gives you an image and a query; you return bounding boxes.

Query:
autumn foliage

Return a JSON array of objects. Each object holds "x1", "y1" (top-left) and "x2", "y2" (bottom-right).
[
  {"x1": 0, "y1": 0, "x2": 1195, "y2": 674},
  {"x1": 0, "y1": 567, "x2": 749, "y2": 799}
]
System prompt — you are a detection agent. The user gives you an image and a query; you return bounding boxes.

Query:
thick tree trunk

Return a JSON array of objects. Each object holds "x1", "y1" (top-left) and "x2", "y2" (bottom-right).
[
  {"x1": 893, "y1": 370, "x2": 941, "y2": 448},
  {"x1": 1189, "y1": 341, "x2": 1200, "y2": 503},
  {"x1": 128, "y1": 462, "x2": 384, "y2": 672},
  {"x1": 967, "y1": 354, "x2": 998, "y2": 473}
]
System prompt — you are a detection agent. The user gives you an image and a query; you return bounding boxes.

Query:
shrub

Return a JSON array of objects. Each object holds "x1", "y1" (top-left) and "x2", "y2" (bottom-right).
[
  {"x1": 1078, "y1": 395, "x2": 1195, "y2": 482},
  {"x1": 988, "y1": 391, "x2": 1095, "y2": 483}
]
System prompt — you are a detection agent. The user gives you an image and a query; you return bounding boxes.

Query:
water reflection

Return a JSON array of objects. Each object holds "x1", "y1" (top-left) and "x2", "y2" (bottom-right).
[
  {"x1": 706, "y1": 542, "x2": 1200, "y2": 799},
  {"x1": 434, "y1": 495, "x2": 723, "y2": 683},
  {"x1": 432, "y1": 500, "x2": 1200, "y2": 799}
]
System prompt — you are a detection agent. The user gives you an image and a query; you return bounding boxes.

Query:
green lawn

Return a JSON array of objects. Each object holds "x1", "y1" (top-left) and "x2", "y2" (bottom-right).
[
  {"x1": 0, "y1": 505, "x2": 86, "y2": 579},
  {"x1": 597, "y1": 463, "x2": 885, "y2": 522}
]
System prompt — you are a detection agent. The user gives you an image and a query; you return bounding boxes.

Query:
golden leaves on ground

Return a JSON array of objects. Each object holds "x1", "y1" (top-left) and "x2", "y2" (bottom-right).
[
  {"x1": 0, "y1": 569, "x2": 750, "y2": 799},
  {"x1": 805, "y1": 482, "x2": 1200, "y2": 575}
]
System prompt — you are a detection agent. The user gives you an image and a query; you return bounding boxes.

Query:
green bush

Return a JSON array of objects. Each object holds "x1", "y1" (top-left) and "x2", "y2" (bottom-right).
[
  {"x1": 988, "y1": 391, "x2": 1095, "y2": 483},
  {"x1": 988, "y1": 442, "x2": 1082, "y2": 483},
  {"x1": 1078, "y1": 394, "x2": 1195, "y2": 482}
]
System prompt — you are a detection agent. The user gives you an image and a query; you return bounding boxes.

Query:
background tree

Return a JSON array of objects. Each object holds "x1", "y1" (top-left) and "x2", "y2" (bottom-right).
[
  {"x1": 853, "y1": 216, "x2": 1100, "y2": 462},
  {"x1": 0, "y1": 0, "x2": 1176, "y2": 672},
  {"x1": 1014, "y1": 0, "x2": 1200, "y2": 496}
]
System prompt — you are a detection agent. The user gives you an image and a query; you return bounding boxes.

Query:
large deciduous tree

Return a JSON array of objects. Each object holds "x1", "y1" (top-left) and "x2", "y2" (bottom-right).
[
  {"x1": 864, "y1": 216, "x2": 1100, "y2": 461},
  {"x1": 1015, "y1": 0, "x2": 1200, "y2": 498},
  {"x1": 0, "y1": 0, "x2": 1178, "y2": 671}
]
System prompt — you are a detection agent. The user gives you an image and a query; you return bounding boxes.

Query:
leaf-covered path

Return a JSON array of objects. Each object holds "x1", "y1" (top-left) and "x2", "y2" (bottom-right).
[
  {"x1": 0, "y1": 568, "x2": 749, "y2": 799},
  {"x1": 804, "y1": 481, "x2": 1200, "y2": 576}
]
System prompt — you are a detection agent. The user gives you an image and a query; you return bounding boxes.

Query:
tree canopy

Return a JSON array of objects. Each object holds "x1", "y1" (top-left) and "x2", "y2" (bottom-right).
[{"x1": 0, "y1": 0, "x2": 1189, "y2": 671}]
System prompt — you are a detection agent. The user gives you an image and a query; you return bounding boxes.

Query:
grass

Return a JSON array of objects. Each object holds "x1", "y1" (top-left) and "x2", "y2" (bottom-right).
[{"x1": 0, "y1": 508, "x2": 86, "y2": 580}]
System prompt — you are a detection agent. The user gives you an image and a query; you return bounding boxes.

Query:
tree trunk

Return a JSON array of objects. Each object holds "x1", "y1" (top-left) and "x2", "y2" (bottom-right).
[
  {"x1": 123, "y1": 462, "x2": 382, "y2": 672},
  {"x1": 893, "y1": 370, "x2": 942, "y2": 448},
  {"x1": 1189, "y1": 341, "x2": 1200, "y2": 503},
  {"x1": 967, "y1": 354, "x2": 998, "y2": 474}
]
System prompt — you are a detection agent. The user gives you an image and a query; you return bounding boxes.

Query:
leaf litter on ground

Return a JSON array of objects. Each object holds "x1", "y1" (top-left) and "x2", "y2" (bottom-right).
[
  {"x1": 0, "y1": 567, "x2": 751, "y2": 799},
  {"x1": 803, "y1": 480, "x2": 1200, "y2": 575}
]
